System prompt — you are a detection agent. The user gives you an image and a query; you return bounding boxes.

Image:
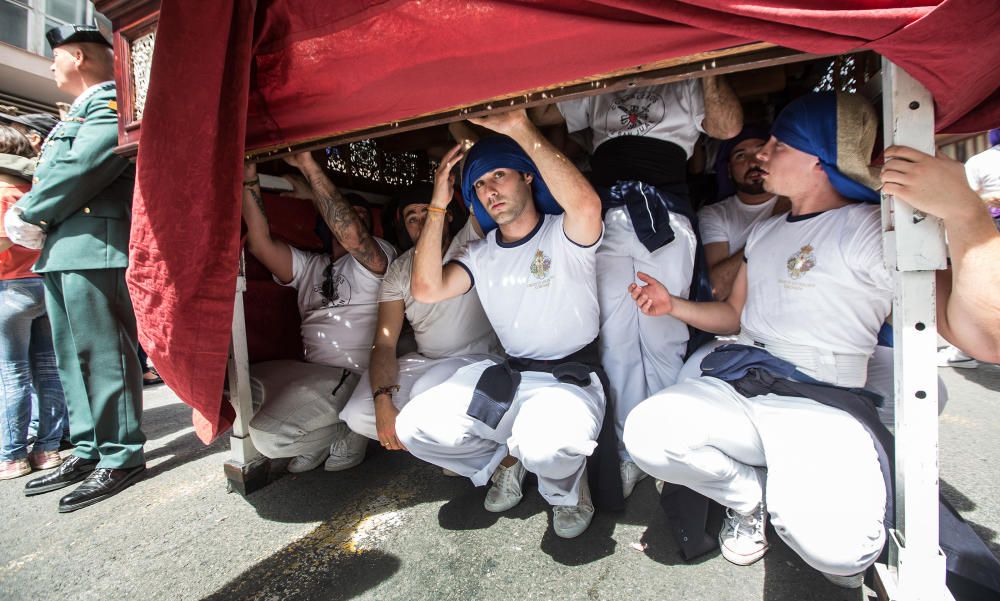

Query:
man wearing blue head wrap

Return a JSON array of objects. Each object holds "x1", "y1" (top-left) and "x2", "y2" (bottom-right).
[
  {"x1": 396, "y1": 109, "x2": 608, "y2": 539},
  {"x1": 622, "y1": 91, "x2": 1000, "y2": 589}
]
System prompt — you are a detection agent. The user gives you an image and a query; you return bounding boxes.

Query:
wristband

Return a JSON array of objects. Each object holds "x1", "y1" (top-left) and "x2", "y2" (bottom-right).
[
  {"x1": 373, "y1": 384, "x2": 401, "y2": 399},
  {"x1": 427, "y1": 206, "x2": 447, "y2": 215}
]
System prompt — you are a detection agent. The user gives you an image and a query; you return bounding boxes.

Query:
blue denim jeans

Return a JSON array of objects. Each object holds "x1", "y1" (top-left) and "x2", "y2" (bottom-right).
[{"x1": 0, "y1": 277, "x2": 67, "y2": 461}]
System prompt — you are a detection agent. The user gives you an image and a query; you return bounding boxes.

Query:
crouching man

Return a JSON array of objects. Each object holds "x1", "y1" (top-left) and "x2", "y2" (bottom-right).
[
  {"x1": 241, "y1": 153, "x2": 396, "y2": 473},
  {"x1": 397, "y1": 109, "x2": 606, "y2": 539},
  {"x1": 334, "y1": 183, "x2": 501, "y2": 468}
]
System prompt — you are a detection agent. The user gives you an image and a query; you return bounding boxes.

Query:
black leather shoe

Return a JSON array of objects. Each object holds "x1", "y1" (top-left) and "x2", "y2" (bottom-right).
[
  {"x1": 58, "y1": 465, "x2": 146, "y2": 513},
  {"x1": 23, "y1": 455, "x2": 98, "y2": 497}
]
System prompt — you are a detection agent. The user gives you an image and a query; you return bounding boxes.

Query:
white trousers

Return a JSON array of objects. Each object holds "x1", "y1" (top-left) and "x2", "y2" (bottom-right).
[
  {"x1": 678, "y1": 342, "x2": 949, "y2": 431},
  {"x1": 624, "y1": 376, "x2": 886, "y2": 576},
  {"x1": 247, "y1": 360, "x2": 360, "y2": 459},
  {"x1": 340, "y1": 353, "x2": 492, "y2": 440},
  {"x1": 597, "y1": 207, "x2": 695, "y2": 461},
  {"x1": 395, "y1": 359, "x2": 605, "y2": 506}
]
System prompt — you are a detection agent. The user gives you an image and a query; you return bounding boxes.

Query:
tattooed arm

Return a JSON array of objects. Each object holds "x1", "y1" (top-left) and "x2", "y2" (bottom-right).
[
  {"x1": 284, "y1": 151, "x2": 388, "y2": 275},
  {"x1": 241, "y1": 162, "x2": 294, "y2": 283}
]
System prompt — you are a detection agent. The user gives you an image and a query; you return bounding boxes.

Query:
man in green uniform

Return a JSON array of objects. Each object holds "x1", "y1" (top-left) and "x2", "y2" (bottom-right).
[{"x1": 4, "y1": 24, "x2": 145, "y2": 512}]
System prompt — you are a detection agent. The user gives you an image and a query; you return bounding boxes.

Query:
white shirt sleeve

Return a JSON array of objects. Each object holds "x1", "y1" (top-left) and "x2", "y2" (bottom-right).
[
  {"x1": 557, "y1": 97, "x2": 593, "y2": 134},
  {"x1": 450, "y1": 238, "x2": 479, "y2": 290},
  {"x1": 697, "y1": 204, "x2": 730, "y2": 245},
  {"x1": 845, "y1": 206, "x2": 894, "y2": 293},
  {"x1": 965, "y1": 157, "x2": 984, "y2": 194},
  {"x1": 275, "y1": 246, "x2": 316, "y2": 288},
  {"x1": 686, "y1": 79, "x2": 707, "y2": 135},
  {"x1": 378, "y1": 257, "x2": 407, "y2": 303}
]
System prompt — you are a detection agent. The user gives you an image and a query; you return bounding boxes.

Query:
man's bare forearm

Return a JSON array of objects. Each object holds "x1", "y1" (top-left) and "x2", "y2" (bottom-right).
[
  {"x1": 505, "y1": 119, "x2": 599, "y2": 217},
  {"x1": 702, "y1": 75, "x2": 743, "y2": 140},
  {"x1": 411, "y1": 210, "x2": 448, "y2": 302},
  {"x1": 369, "y1": 344, "x2": 400, "y2": 397},
  {"x1": 709, "y1": 250, "x2": 745, "y2": 301},
  {"x1": 669, "y1": 296, "x2": 741, "y2": 335},
  {"x1": 301, "y1": 163, "x2": 386, "y2": 272}
]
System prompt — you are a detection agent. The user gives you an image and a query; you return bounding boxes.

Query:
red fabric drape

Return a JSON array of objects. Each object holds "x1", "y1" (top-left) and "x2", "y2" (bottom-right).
[
  {"x1": 127, "y1": 0, "x2": 257, "y2": 442},
  {"x1": 134, "y1": 0, "x2": 999, "y2": 440}
]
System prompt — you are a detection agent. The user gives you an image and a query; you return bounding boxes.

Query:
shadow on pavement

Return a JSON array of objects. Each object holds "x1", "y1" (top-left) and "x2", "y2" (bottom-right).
[
  {"x1": 941, "y1": 478, "x2": 1000, "y2": 560},
  {"x1": 953, "y1": 363, "x2": 1000, "y2": 393},
  {"x1": 140, "y1": 401, "x2": 201, "y2": 441},
  {"x1": 202, "y1": 548, "x2": 402, "y2": 601}
]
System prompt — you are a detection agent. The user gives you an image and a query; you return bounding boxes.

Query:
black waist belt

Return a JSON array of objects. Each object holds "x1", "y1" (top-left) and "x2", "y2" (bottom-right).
[
  {"x1": 591, "y1": 136, "x2": 687, "y2": 187},
  {"x1": 467, "y1": 338, "x2": 625, "y2": 511}
]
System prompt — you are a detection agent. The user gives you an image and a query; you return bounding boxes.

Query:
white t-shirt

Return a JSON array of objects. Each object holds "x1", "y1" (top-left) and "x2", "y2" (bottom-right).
[
  {"x1": 558, "y1": 80, "x2": 706, "y2": 158},
  {"x1": 965, "y1": 146, "x2": 1000, "y2": 201},
  {"x1": 280, "y1": 239, "x2": 397, "y2": 372},
  {"x1": 742, "y1": 203, "x2": 893, "y2": 357},
  {"x1": 698, "y1": 194, "x2": 779, "y2": 254},
  {"x1": 453, "y1": 213, "x2": 601, "y2": 360},
  {"x1": 380, "y1": 221, "x2": 500, "y2": 359}
]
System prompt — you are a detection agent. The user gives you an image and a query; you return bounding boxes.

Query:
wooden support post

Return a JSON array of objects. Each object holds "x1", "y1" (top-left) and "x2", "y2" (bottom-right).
[
  {"x1": 223, "y1": 251, "x2": 269, "y2": 495},
  {"x1": 873, "y1": 58, "x2": 951, "y2": 601}
]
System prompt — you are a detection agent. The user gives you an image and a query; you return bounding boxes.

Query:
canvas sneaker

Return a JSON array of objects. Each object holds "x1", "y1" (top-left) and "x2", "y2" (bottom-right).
[
  {"x1": 324, "y1": 426, "x2": 369, "y2": 472},
  {"x1": 553, "y1": 474, "x2": 595, "y2": 539},
  {"x1": 287, "y1": 446, "x2": 330, "y2": 473},
  {"x1": 719, "y1": 502, "x2": 770, "y2": 565},
  {"x1": 0, "y1": 458, "x2": 32, "y2": 481},
  {"x1": 484, "y1": 460, "x2": 527, "y2": 512},
  {"x1": 937, "y1": 346, "x2": 979, "y2": 368},
  {"x1": 621, "y1": 460, "x2": 648, "y2": 499},
  {"x1": 28, "y1": 450, "x2": 63, "y2": 470}
]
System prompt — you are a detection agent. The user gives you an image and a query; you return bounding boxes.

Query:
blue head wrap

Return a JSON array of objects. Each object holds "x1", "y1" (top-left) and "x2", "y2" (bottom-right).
[
  {"x1": 771, "y1": 92, "x2": 880, "y2": 203},
  {"x1": 989, "y1": 128, "x2": 1000, "y2": 148},
  {"x1": 461, "y1": 135, "x2": 561, "y2": 232},
  {"x1": 714, "y1": 123, "x2": 772, "y2": 200}
]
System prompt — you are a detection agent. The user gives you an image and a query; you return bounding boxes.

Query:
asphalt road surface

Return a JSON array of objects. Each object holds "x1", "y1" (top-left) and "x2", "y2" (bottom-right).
[{"x1": 1, "y1": 364, "x2": 997, "y2": 601}]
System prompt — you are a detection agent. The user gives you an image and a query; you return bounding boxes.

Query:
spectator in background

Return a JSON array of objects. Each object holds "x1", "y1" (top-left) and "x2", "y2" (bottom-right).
[
  {"x1": 0, "y1": 113, "x2": 58, "y2": 156},
  {"x1": 0, "y1": 124, "x2": 67, "y2": 480}
]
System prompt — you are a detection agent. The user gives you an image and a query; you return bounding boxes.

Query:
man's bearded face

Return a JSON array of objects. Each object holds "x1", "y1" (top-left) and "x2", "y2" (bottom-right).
[{"x1": 729, "y1": 138, "x2": 768, "y2": 195}]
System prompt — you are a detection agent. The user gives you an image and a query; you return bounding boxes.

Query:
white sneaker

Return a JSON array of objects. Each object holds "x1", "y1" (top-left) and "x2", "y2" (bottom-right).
[
  {"x1": 621, "y1": 460, "x2": 648, "y2": 499},
  {"x1": 719, "y1": 503, "x2": 769, "y2": 565},
  {"x1": 822, "y1": 571, "x2": 864, "y2": 589},
  {"x1": 324, "y1": 426, "x2": 368, "y2": 472},
  {"x1": 484, "y1": 460, "x2": 526, "y2": 512},
  {"x1": 553, "y1": 475, "x2": 595, "y2": 539},
  {"x1": 937, "y1": 346, "x2": 979, "y2": 368},
  {"x1": 287, "y1": 446, "x2": 330, "y2": 473}
]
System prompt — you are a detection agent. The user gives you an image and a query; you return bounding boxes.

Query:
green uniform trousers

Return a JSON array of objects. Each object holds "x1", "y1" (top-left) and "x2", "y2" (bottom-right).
[{"x1": 43, "y1": 268, "x2": 145, "y2": 468}]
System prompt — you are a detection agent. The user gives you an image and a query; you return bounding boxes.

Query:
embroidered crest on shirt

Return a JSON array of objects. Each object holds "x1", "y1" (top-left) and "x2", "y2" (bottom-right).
[
  {"x1": 529, "y1": 250, "x2": 552, "y2": 280},
  {"x1": 786, "y1": 245, "x2": 817, "y2": 280},
  {"x1": 604, "y1": 91, "x2": 665, "y2": 138}
]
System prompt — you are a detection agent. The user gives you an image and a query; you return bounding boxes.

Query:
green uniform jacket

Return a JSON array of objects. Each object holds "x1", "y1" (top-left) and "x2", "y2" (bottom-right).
[{"x1": 16, "y1": 82, "x2": 134, "y2": 272}]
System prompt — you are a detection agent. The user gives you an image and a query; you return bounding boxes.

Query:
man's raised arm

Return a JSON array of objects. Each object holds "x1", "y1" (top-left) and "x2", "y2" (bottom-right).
[
  {"x1": 241, "y1": 162, "x2": 293, "y2": 283},
  {"x1": 410, "y1": 144, "x2": 472, "y2": 304},
  {"x1": 882, "y1": 146, "x2": 1000, "y2": 362},
  {"x1": 469, "y1": 109, "x2": 601, "y2": 246},
  {"x1": 284, "y1": 151, "x2": 388, "y2": 275}
]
